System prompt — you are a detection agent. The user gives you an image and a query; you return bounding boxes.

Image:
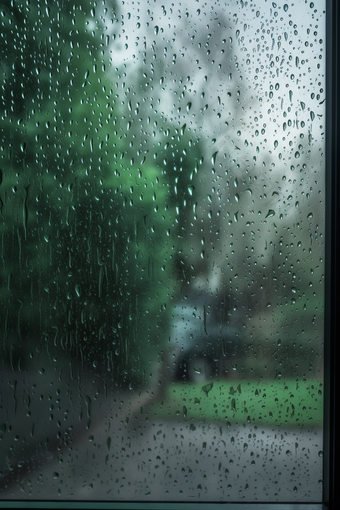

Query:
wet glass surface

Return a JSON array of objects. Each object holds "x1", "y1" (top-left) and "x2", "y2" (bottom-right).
[{"x1": 0, "y1": 0, "x2": 325, "y2": 502}]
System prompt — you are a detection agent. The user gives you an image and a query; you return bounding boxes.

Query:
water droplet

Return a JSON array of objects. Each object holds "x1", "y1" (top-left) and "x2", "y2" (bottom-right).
[
  {"x1": 211, "y1": 151, "x2": 219, "y2": 165},
  {"x1": 284, "y1": 4, "x2": 289, "y2": 11},
  {"x1": 154, "y1": 25, "x2": 159, "y2": 35},
  {"x1": 310, "y1": 111, "x2": 315, "y2": 121},
  {"x1": 265, "y1": 209, "x2": 275, "y2": 218},
  {"x1": 188, "y1": 185, "x2": 195, "y2": 196},
  {"x1": 202, "y1": 382, "x2": 214, "y2": 397},
  {"x1": 307, "y1": 212, "x2": 313, "y2": 219},
  {"x1": 295, "y1": 151, "x2": 300, "y2": 158}
]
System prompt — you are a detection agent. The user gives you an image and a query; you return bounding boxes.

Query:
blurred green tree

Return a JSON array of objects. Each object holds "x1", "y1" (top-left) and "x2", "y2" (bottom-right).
[{"x1": 0, "y1": 0, "x2": 200, "y2": 385}]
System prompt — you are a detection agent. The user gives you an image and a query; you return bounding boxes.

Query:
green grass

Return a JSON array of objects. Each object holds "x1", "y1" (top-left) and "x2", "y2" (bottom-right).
[{"x1": 147, "y1": 378, "x2": 323, "y2": 428}]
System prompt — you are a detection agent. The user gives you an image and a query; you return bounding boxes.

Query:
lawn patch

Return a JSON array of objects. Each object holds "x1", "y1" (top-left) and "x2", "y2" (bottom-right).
[{"x1": 147, "y1": 379, "x2": 323, "y2": 427}]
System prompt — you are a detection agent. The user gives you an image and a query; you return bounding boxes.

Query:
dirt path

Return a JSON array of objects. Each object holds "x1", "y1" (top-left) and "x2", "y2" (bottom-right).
[{"x1": 1, "y1": 367, "x2": 323, "y2": 503}]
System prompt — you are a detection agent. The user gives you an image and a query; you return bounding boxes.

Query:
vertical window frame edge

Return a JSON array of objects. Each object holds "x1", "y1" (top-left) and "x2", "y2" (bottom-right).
[{"x1": 324, "y1": 0, "x2": 339, "y2": 509}]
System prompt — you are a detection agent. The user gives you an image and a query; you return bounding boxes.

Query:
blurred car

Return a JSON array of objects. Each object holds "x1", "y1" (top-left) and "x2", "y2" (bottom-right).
[{"x1": 168, "y1": 292, "x2": 243, "y2": 382}]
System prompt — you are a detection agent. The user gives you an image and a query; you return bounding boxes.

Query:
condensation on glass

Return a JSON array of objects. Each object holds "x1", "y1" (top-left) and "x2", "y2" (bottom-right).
[{"x1": 0, "y1": 0, "x2": 325, "y2": 502}]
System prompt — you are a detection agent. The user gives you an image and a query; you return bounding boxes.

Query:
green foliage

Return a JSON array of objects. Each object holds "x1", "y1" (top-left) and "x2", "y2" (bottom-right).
[{"x1": 0, "y1": 0, "x2": 200, "y2": 384}]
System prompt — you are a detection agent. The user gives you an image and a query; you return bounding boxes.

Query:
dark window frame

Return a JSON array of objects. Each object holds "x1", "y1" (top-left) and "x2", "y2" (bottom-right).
[
  {"x1": 0, "y1": 0, "x2": 338, "y2": 508},
  {"x1": 323, "y1": 0, "x2": 340, "y2": 508}
]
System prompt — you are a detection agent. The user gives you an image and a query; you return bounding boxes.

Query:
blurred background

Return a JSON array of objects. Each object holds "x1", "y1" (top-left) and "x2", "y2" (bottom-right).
[{"x1": 0, "y1": 0, "x2": 325, "y2": 502}]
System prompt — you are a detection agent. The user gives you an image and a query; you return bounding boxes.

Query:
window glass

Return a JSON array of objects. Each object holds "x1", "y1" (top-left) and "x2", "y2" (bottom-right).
[{"x1": 0, "y1": 0, "x2": 325, "y2": 502}]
